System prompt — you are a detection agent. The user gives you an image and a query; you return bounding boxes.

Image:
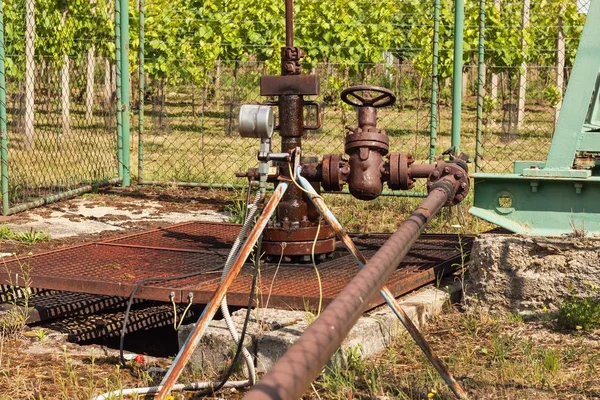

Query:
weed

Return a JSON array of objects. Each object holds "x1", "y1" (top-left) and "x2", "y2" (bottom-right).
[
  {"x1": 224, "y1": 188, "x2": 249, "y2": 224},
  {"x1": 1, "y1": 255, "x2": 33, "y2": 338},
  {"x1": 12, "y1": 228, "x2": 51, "y2": 244},
  {"x1": 32, "y1": 328, "x2": 49, "y2": 343},
  {"x1": 540, "y1": 348, "x2": 561, "y2": 374},
  {"x1": 0, "y1": 226, "x2": 13, "y2": 240},
  {"x1": 556, "y1": 293, "x2": 600, "y2": 331}
]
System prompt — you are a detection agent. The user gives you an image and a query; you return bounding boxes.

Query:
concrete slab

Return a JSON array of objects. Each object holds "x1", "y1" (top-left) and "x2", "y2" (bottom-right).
[
  {"x1": 4, "y1": 198, "x2": 228, "y2": 239},
  {"x1": 178, "y1": 283, "x2": 458, "y2": 375}
]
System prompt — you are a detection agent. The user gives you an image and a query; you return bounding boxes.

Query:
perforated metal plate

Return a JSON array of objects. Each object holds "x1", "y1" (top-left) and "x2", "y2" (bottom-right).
[{"x1": 0, "y1": 222, "x2": 472, "y2": 310}]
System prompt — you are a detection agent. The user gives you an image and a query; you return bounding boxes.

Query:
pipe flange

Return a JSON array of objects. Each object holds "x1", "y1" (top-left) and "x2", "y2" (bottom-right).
[
  {"x1": 322, "y1": 154, "x2": 349, "y2": 192},
  {"x1": 427, "y1": 160, "x2": 469, "y2": 206},
  {"x1": 388, "y1": 153, "x2": 415, "y2": 190},
  {"x1": 344, "y1": 131, "x2": 389, "y2": 155}
]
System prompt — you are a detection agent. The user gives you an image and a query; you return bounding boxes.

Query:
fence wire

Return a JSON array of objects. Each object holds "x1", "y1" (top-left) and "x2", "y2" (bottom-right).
[
  {"x1": 1, "y1": 0, "x2": 119, "y2": 214},
  {"x1": 474, "y1": 0, "x2": 590, "y2": 173},
  {"x1": 0, "y1": 0, "x2": 592, "y2": 220}
]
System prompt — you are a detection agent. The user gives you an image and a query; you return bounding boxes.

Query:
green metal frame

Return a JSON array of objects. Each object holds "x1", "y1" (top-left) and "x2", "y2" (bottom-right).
[
  {"x1": 451, "y1": 0, "x2": 464, "y2": 154},
  {"x1": 470, "y1": 0, "x2": 600, "y2": 236},
  {"x1": 0, "y1": 0, "x2": 8, "y2": 216}
]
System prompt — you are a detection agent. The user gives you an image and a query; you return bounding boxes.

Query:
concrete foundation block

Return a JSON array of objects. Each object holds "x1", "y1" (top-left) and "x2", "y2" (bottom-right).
[
  {"x1": 467, "y1": 234, "x2": 600, "y2": 314},
  {"x1": 180, "y1": 284, "x2": 457, "y2": 375}
]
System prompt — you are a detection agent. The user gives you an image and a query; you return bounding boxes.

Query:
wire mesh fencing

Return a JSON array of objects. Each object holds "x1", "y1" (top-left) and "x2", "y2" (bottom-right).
[
  {"x1": 0, "y1": 0, "x2": 119, "y2": 215},
  {"x1": 473, "y1": 0, "x2": 590, "y2": 173},
  {"x1": 135, "y1": 60, "x2": 439, "y2": 189},
  {"x1": 0, "y1": 0, "x2": 593, "y2": 219}
]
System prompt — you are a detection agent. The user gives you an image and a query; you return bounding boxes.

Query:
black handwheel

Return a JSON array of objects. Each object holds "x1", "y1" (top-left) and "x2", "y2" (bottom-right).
[{"x1": 340, "y1": 85, "x2": 396, "y2": 108}]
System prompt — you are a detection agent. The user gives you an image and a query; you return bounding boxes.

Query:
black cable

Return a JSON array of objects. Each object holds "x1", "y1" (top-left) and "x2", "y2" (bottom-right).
[
  {"x1": 195, "y1": 238, "x2": 261, "y2": 397},
  {"x1": 119, "y1": 266, "x2": 223, "y2": 366},
  {"x1": 120, "y1": 182, "x2": 257, "y2": 366},
  {"x1": 120, "y1": 182, "x2": 258, "y2": 367}
]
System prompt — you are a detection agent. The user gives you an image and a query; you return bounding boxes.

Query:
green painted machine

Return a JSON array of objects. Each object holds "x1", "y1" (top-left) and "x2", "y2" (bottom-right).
[{"x1": 470, "y1": 0, "x2": 600, "y2": 236}]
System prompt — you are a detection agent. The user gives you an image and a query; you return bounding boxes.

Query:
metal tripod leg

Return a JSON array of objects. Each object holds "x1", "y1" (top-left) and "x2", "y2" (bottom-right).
[
  {"x1": 156, "y1": 181, "x2": 290, "y2": 399},
  {"x1": 297, "y1": 170, "x2": 467, "y2": 400}
]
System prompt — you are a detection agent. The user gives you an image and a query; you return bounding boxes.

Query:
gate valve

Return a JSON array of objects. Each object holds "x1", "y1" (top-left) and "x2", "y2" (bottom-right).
[{"x1": 340, "y1": 85, "x2": 397, "y2": 200}]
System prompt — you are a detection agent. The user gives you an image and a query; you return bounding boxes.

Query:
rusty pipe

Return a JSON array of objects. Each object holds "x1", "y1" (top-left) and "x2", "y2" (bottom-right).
[
  {"x1": 155, "y1": 181, "x2": 289, "y2": 400},
  {"x1": 243, "y1": 180, "x2": 457, "y2": 400},
  {"x1": 285, "y1": 0, "x2": 293, "y2": 47},
  {"x1": 296, "y1": 169, "x2": 467, "y2": 399},
  {"x1": 409, "y1": 163, "x2": 436, "y2": 179}
]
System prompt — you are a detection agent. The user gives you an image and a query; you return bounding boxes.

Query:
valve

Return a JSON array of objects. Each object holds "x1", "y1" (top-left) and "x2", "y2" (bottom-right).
[{"x1": 340, "y1": 85, "x2": 396, "y2": 200}]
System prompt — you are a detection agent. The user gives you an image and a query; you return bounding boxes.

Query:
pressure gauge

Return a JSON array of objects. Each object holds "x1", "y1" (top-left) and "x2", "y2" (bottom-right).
[{"x1": 239, "y1": 105, "x2": 275, "y2": 139}]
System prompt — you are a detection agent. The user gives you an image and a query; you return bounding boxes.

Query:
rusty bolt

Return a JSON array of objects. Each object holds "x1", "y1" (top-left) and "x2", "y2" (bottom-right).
[
  {"x1": 444, "y1": 166, "x2": 451, "y2": 174},
  {"x1": 432, "y1": 170, "x2": 440, "y2": 179},
  {"x1": 455, "y1": 194, "x2": 464, "y2": 202},
  {"x1": 454, "y1": 172, "x2": 463, "y2": 179},
  {"x1": 461, "y1": 182, "x2": 468, "y2": 189}
]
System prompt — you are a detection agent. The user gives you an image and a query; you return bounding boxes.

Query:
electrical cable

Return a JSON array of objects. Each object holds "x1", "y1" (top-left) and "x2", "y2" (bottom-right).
[
  {"x1": 289, "y1": 161, "x2": 325, "y2": 316},
  {"x1": 101, "y1": 188, "x2": 262, "y2": 400},
  {"x1": 194, "y1": 237, "x2": 261, "y2": 397},
  {"x1": 118, "y1": 265, "x2": 224, "y2": 366},
  {"x1": 311, "y1": 218, "x2": 323, "y2": 316},
  {"x1": 175, "y1": 293, "x2": 194, "y2": 331}
]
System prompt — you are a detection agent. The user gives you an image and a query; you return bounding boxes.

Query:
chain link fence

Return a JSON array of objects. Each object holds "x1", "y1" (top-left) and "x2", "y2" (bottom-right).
[
  {"x1": 0, "y1": 0, "x2": 592, "y2": 219},
  {"x1": 0, "y1": 0, "x2": 119, "y2": 215},
  {"x1": 473, "y1": 0, "x2": 590, "y2": 173},
  {"x1": 136, "y1": 60, "x2": 439, "y2": 189}
]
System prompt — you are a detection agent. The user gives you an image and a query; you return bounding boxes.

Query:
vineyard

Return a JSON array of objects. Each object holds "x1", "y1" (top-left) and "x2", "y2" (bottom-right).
[{"x1": 0, "y1": 0, "x2": 591, "y2": 213}]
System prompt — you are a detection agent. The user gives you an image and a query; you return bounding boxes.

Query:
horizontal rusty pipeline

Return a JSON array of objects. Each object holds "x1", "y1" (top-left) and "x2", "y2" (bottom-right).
[
  {"x1": 409, "y1": 163, "x2": 436, "y2": 179},
  {"x1": 156, "y1": 182, "x2": 289, "y2": 400},
  {"x1": 243, "y1": 180, "x2": 457, "y2": 400},
  {"x1": 295, "y1": 169, "x2": 467, "y2": 399}
]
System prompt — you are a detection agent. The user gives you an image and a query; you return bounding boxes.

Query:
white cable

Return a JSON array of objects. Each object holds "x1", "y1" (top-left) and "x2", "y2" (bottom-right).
[
  {"x1": 219, "y1": 191, "x2": 261, "y2": 385},
  {"x1": 93, "y1": 191, "x2": 261, "y2": 400},
  {"x1": 93, "y1": 380, "x2": 250, "y2": 400}
]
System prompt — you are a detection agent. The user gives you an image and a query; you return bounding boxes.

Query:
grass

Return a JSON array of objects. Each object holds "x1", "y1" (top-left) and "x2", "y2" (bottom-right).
[
  {"x1": 0, "y1": 226, "x2": 51, "y2": 244},
  {"x1": 308, "y1": 308, "x2": 600, "y2": 399}
]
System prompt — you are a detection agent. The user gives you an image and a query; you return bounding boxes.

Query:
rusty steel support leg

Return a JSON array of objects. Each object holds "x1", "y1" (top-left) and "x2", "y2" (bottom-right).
[
  {"x1": 296, "y1": 170, "x2": 467, "y2": 399},
  {"x1": 243, "y1": 181, "x2": 459, "y2": 400},
  {"x1": 155, "y1": 182, "x2": 290, "y2": 400}
]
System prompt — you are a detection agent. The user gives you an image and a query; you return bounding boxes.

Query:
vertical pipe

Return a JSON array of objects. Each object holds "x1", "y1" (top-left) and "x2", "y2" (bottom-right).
[
  {"x1": 24, "y1": 0, "x2": 34, "y2": 150},
  {"x1": 475, "y1": 0, "x2": 485, "y2": 172},
  {"x1": 285, "y1": 0, "x2": 293, "y2": 47},
  {"x1": 429, "y1": 0, "x2": 440, "y2": 163},
  {"x1": 451, "y1": 0, "x2": 465, "y2": 153},
  {"x1": 115, "y1": 0, "x2": 123, "y2": 180},
  {"x1": 517, "y1": 0, "x2": 530, "y2": 129},
  {"x1": 138, "y1": 0, "x2": 144, "y2": 183},
  {"x1": 120, "y1": 0, "x2": 131, "y2": 186},
  {"x1": 0, "y1": 0, "x2": 9, "y2": 215}
]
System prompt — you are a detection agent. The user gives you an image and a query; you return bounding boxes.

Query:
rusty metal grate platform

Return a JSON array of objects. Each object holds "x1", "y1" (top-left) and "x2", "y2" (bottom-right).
[{"x1": 0, "y1": 221, "x2": 472, "y2": 310}]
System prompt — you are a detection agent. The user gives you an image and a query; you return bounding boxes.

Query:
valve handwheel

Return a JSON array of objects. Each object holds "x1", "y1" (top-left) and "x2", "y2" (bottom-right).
[{"x1": 340, "y1": 85, "x2": 396, "y2": 108}]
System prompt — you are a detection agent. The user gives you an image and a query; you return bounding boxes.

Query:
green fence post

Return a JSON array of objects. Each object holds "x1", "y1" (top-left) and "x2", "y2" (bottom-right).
[
  {"x1": 115, "y1": 0, "x2": 123, "y2": 181},
  {"x1": 475, "y1": 0, "x2": 485, "y2": 172},
  {"x1": 120, "y1": 0, "x2": 130, "y2": 186},
  {"x1": 0, "y1": 0, "x2": 8, "y2": 215},
  {"x1": 429, "y1": 0, "x2": 440, "y2": 163},
  {"x1": 451, "y1": 0, "x2": 465, "y2": 154},
  {"x1": 138, "y1": 0, "x2": 144, "y2": 183}
]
